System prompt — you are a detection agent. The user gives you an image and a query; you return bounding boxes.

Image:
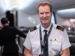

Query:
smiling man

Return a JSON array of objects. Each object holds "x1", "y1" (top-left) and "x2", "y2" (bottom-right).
[{"x1": 23, "y1": 2, "x2": 71, "y2": 56}]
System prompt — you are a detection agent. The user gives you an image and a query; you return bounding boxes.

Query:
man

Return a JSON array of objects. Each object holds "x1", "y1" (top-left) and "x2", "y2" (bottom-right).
[
  {"x1": 0, "y1": 18, "x2": 26, "y2": 56},
  {"x1": 23, "y1": 2, "x2": 71, "y2": 56}
]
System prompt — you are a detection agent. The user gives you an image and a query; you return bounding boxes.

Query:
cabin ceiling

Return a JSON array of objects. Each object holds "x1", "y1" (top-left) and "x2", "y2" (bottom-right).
[{"x1": 0, "y1": 0, "x2": 75, "y2": 18}]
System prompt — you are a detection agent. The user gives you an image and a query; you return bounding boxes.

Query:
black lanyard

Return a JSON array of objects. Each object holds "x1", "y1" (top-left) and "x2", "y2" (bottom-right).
[{"x1": 39, "y1": 24, "x2": 53, "y2": 51}]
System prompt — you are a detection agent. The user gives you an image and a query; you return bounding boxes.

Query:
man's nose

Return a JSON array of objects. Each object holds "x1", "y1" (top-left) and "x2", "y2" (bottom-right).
[{"x1": 43, "y1": 13, "x2": 46, "y2": 17}]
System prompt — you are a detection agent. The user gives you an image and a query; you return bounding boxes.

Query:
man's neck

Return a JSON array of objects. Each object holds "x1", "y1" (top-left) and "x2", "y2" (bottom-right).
[
  {"x1": 42, "y1": 23, "x2": 51, "y2": 29},
  {"x1": 3, "y1": 24, "x2": 9, "y2": 27}
]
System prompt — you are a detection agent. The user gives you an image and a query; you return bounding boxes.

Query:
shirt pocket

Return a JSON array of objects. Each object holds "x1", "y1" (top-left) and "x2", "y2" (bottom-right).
[
  {"x1": 32, "y1": 41, "x2": 40, "y2": 55},
  {"x1": 51, "y1": 41, "x2": 61, "y2": 52}
]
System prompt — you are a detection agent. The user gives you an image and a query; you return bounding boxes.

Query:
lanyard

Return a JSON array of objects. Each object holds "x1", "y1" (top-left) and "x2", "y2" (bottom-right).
[{"x1": 39, "y1": 24, "x2": 53, "y2": 51}]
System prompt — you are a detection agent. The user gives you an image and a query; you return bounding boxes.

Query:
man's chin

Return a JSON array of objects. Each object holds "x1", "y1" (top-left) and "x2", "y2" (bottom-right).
[
  {"x1": 42, "y1": 21, "x2": 48, "y2": 23},
  {"x1": 41, "y1": 21, "x2": 50, "y2": 25},
  {"x1": 43, "y1": 23, "x2": 47, "y2": 24}
]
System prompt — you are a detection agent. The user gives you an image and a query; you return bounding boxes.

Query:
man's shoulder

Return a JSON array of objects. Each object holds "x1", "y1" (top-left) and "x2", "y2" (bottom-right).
[
  {"x1": 0, "y1": 30, "x2": 1, "y2": 33},
  {"x1": 30, "y1": 26, "x2": 38, "y2": 32},
  {"x1": 53, "y1": 24, "x2": 64, "y2": 31},
  {"x1": 5, "y1": 26, "x2": 14, "y2": 28},
  {"x1": 8, "y1": 26, "x2": 16, "y2": 29},
  {"x1": 29, "y1": 24, "x2": 40, "y2": 32},
  {"x1": 5, "y1": 26, "x2": 17, "y2": 31}
]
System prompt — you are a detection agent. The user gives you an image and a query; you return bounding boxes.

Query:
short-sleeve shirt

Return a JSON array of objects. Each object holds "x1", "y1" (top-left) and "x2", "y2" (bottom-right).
[{"x1": 23, "y1": 23, "x2": 71, "y2": 56}]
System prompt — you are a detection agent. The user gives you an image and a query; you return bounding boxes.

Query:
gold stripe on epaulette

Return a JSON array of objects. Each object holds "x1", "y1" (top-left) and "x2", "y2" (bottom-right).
[
  {"x1": 30, "y1": 27, "x2": 34, "y2": 32},
  {"x1": 59, "y1": 27, "x2": 64, "y2": 31}
]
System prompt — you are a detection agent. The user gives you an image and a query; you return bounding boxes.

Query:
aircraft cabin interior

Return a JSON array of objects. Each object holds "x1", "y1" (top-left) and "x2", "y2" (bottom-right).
[{"x1": 0, "y1": 0, "x2": 75, "y2": 56}]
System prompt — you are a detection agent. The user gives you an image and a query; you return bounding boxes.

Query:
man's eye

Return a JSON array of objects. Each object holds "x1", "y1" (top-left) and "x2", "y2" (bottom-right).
[
  {"x1": 40, "y1": 13, "x2": 43, "y2": 14},
  {"x1": 46, "y1": 12, "x2": 49, "y2": 14}
]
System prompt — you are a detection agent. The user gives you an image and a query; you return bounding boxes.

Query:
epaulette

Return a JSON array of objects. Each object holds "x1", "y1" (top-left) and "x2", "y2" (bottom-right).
[
  {"x1": 56, "y1": 25, "x2": 64, "y2": 31},
  {"x1": 30, "y1": 26, "x2": 37, "y2": 32}
]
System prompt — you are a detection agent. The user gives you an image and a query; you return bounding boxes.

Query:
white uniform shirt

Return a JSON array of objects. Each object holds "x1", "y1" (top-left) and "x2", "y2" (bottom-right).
[{"x1": 23, "y1": 23, "x2": 71, "y2": 56}]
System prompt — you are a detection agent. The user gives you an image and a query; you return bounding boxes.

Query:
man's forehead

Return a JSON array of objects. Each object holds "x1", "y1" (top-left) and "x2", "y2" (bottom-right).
[{"x1": 38, "y1": 5, "x2": 50, "y2": 11}]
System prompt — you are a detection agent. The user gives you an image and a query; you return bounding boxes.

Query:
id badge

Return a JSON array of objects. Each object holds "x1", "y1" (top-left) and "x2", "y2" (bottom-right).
[
  {"x1": 39, "y1": 49, "x2": 43, "y2": 56},
  {"x1": 54, "y1": 52, "x2": 60, "y2": 56}
]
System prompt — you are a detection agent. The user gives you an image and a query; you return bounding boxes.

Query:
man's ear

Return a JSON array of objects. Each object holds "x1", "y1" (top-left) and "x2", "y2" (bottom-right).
[
  {"x1": 51, "y1": 12, "x2": 52, "y2": 17},
  {"x1": 8, "y1": 21, "x2": 10, "y2": 24}
]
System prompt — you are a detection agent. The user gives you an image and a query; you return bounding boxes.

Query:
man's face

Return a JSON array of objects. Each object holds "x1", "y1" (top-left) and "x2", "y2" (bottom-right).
[{"x1": 38, "y1": 5, "x2": 52, "y2": 25}]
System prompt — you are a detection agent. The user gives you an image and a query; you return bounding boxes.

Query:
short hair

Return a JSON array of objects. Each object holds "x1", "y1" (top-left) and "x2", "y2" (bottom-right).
[
  {"x1": 1, "y1": 18, "x2": 8, "y2": 25},
  {"x1": 38, "y1": 2, "x2": 52, "y2": 13}
]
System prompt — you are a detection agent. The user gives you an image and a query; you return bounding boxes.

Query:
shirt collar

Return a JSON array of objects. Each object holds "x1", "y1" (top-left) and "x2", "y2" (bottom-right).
[
  {"x1": 41, "y1": 23, "x2": 52, "y2": 32},
  {"x1": 2, "y1": 25, "x2": 9, "y2": 29}
]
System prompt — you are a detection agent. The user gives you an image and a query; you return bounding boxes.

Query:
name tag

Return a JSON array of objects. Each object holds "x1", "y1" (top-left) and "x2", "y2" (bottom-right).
[{"x1": 52, "y1": 38, "x2": 59, "y2": 41}]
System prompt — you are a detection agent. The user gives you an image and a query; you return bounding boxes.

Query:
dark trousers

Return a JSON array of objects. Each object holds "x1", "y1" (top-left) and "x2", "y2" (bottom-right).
[{"x1": 2, "y1": 52, "x2": 19, "y2": 56}]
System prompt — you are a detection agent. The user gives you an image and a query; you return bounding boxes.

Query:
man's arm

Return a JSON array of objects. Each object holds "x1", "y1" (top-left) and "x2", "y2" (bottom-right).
[
  {"x1": 14, "y1": 27, "x2": 26, "y2": 38},
  {"x1": 61, "y1": 48, "x2": 70, "y2": 56},
  {"x1": 24, "y1": 47, "x2": 32, "y2": 56}
]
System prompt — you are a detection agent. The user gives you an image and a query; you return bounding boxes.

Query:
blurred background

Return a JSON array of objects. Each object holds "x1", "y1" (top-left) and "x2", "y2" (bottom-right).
[{"x1": 0, "y1": 0, "x2": 75, "y2": 56}]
